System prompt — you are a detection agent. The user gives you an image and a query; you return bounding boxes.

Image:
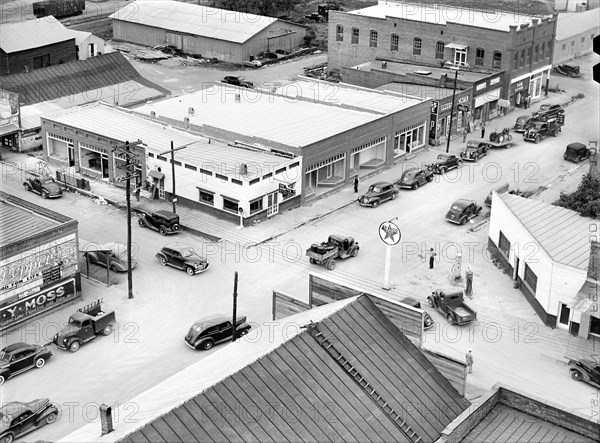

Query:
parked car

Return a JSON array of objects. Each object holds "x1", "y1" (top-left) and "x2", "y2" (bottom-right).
[
  {"x1": 23, "y1": 176, "x2": 62, "y2": 199},
  {"x1": 427, "y1": 290, "x2": 477, "y2": 325},
  {"x1": 445, "y1": 199, "x2": 482, "y2": 225},
  {"x1": 568, "y1": 357, "x2": 600, "y2": 388},
  {"x1": 460, "y1": 141, "x2": 490, "y2": 162},
  {"x1": 539, "y1": 103, "x2": 563, "y2": 113},
  {"x1": 401, "y1": 297, "x2": 434, "y2": 329},
  {"x1": 395, "y1": 167, "x2": 434, "y2": 189},
  {"x1": 0, "y1": 343, "x2": 52, "y2": 386},
  {"x1": 85, "y1": 242, "x2": 138, "y2": 272},
  {"x1": 513, "y1": 115, "x2": 533, "y2": 133},
  {"x1": 184, "y1": 314, "x2": 251, "y2": 350},
  {"x1": 563, "y1": 142, "x2": 591, "y2": 163},
  {"x1": 428, "y1": 154, "x2": 463, "y2": 174},
  {"x1": 156, "y1": 242, "x2": 209, "y2": 275},
  {"x1": 358, "y1": 182, "x2": 398, "y2": 207},
  {"x1": 306, "y1": 235, "x2": 359, "y2": 270},
  {"x1": 221, "y1": 76, "x2": 254, "y2": 88},
  {"x1": 138, "y1": 210, "x2": 180, "y2": 235},
  {"x1": 0, "y1": 398, "x2": 59, "y2": 443},
  {"x1": 554, "y1": 63, "x2": 580, "y2": 77}
]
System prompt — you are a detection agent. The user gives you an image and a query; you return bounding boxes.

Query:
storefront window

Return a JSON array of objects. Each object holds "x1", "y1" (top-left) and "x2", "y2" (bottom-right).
[
  {"x1": 489, "y1": 100, "x2": 499, "y2": 118},
  {"x1": 223, "y1": 196, "x2": 239, "y2": 213},
  {"x1": 523, "y1": 263, "x2": 538, "y2": 292},
  {"x1": 250, "y1": 197, "x2": 263, "y2": 214},
  {"x1": 394, "y1": 123, "x2": 425, "y2": 156},
  {"x1": 198, "y1": 189, "x2": 214, "y2": 206}
]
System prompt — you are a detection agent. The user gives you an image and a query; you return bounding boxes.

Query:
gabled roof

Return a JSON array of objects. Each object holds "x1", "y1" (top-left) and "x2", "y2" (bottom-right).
[
  {"x1": 58, "y1": 295, "x2": 469, "y2": 443},
  {"x1": 499, "y1": 193, "x2": 600, "y2": 270},
  {"x1": 109, "y1": 1, "x2": 277, "y2": 44},
  {"x1": 555, "y1": 10, "x2": 600, "y2": 41},
  {"x1": 1, "y1": 52, "x2": 169, "y2": 106},
  {"x1": 0, "y1": 17, "x2": 75, "y2": 53}
]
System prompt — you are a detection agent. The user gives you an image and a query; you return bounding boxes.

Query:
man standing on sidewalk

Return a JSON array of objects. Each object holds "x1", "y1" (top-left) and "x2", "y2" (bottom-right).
[
  {"x1": 480, "y1": 122, "x2": 486, "y2": 139},
  {"x1": 428, "y1": 248, "x2": 437, "y2": 269},
  {"x1": 353, "y1": 176, "x2": 359, "y2": 193},
  {"x1": 466, "y1": 350, "x2": 474, "y2": 374}
]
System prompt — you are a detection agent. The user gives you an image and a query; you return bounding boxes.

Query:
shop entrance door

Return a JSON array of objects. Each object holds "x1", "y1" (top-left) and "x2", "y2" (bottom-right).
[
  {"x1": 557, "y1": 303, "x2": 570, "y2": 330},
  {"x1": 267, "y1": 192, "x2": 279, "y2": 217}
]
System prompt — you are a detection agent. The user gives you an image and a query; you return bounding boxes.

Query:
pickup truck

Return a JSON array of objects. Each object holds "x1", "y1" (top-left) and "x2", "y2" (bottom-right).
[
  {"x1": 306, "y1": 235, "x2": 359, "y2": 270},
  {"x1": 53, "y1": 299, "x2": 115, "y2": 352},
  {"x1": 568, "y1": 357, "x2": 600, "y2": 388},
  {"x1": 523, "y1": 114, "x2": 565, "y2": 143},
  {"x1": 427, "y1": 290, "x2": 477, "y2": 325}
]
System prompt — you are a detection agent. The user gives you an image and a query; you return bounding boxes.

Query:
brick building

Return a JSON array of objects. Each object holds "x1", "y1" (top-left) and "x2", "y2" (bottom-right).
[{"x1": 328, "y1": 1, "x2": 558, "y2": 111}]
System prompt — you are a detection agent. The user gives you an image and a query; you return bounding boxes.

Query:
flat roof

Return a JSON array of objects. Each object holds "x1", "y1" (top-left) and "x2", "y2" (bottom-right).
[
  {"x1": 349, "y1": 1, "x2": 552, "y2": 33},
  {"x1": 0, "y1": 17, "x2": 74, "y2": 53},
  {"x1": 555, "y1": 10, "x2": 600, "y2": 41},
  {"x1": 357, "y1": 60, "x2": 494, "y2": 84},
  {"x1": 109, "y1": 1, "x2": 277, "y2": 44},
  {"x1": 44, "y1": 102, "x2": 291, "y2": 179},
  {"x1": 376, "y1": 82, "x2": 463, "y2": 100},
  {"x1": 135, "y1": 83, "x2": 386, "y2": 148},
  {"x1": 500, "y1": 193, "x2": 600, "y2": 270},
  {"x1": 279, "y1": 79, "x2": 425, "y2": 113}
]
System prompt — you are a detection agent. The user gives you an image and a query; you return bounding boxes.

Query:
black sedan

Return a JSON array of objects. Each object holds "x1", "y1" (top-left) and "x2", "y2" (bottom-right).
[
  {"x1": 0, "y1": 342, "x2": 52, "y2": 386},
  {"x1": 0, "y1": 398, "x2": 58, "y2": 443},
  {"x1": 428, "y1": 154, "x2": 463, "y2": 174},
  {"x1": 23, "y1": 176, "x2": 62, "y2": 199},
  {"x1": 445, "y1": 199, "x2": 482, "y2": 225},
  {"x1": 156, "y1": 242, "x2": 209, "y2": 276},
  {"x1": 395, "y1": 168, "x2": 434, "y2": 190},
  {"x1": 460, "y1": 141, "x2": 490, "y2": 162},
  {"x1": 358, "y1": 182, "x2": 398, "y2": 207},
  {"x1": 185, "y1": 314, "x2": 251, "y2": 350}
]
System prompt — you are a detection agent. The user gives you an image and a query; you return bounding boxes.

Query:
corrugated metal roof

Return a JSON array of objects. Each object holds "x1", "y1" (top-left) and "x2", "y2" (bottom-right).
[
  {"x1": 58, "y1": 295, "x2": 468, "y2": 443},
  {"x1": 109, "y1": 1, "x2": 277, "y2": 43},
  {"x1": 1, "y1": 52, "x2": 169, "y2": 106},
  {"x1": 0, "y1": 199, "x2": 59, "y2": 246},
  {"x1": 555, "y1": 10, "x2": 600, "y2": 41},
  {"x1": 44, "y1": 102, "x2": 291, "y2": 177},
  {"x1": 279, "y1": 79, "x2": 425, "y2": 114},
  {"x1": 0, "y1": 17, "x2": 75, "y2": 53},
  {"x1": 135, "y1": 84, "x2": 386, "y2": 148},
  {"x1": 377, "y1": 82, "x2": 458, "y2": 100},
  {"x1": 500, "y1": 193, "x2": 599, "y2": 270},
  {"x1": 349, "y1": 1, "x2": 552, "y2": 33}
]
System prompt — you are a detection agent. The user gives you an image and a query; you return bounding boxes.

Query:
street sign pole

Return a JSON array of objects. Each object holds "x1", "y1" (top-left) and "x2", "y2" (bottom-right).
[
  {"x1": 379, "y1": 218, "x2": 401, "y2": 291},
  {"x1": 383, "y1": 244, "x2": 392, "y2": 290}
]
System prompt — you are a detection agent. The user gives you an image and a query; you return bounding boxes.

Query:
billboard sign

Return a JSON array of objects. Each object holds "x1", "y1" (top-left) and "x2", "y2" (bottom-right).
[{"x1": 0, "y1": 89, "x2": 19, "y2": 127}]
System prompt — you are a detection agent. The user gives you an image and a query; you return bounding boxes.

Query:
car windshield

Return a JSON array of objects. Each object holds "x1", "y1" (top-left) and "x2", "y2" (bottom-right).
[
  {"x1": 403, "y1": 172, "x2": 416, "y2": 180},
  {"x1": 42, "y1": 178, "x2": 54, "y2": 184},
  {"x1": 369, "y1": 186, "x2": 381, "y2": 193},
  {"x1": 0, "y1": 351, "x2": 9, "y2": 362},
  {"x1": 437, "y1": 155, "x2": 447, "y2": 160},
  {"x1": 533, "y1": 123, "x2": 544, "y2": 129},
  {"x1": 181, "y1": 248, "x2": 195, "y2": 258},
  {"x1": 451, "y1": 205, "x2": 462, "y2": 210},
  {"x1": 69, "y1": 317, "x2": 82, "y2": 327}
]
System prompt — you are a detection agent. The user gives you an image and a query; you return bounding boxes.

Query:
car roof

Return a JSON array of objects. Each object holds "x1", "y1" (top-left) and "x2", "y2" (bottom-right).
[
  {"x1": 1, "y1": 342, "x2": 33, "y2": 354},
  {"x1": 154, "y1": 210, "x2": 179, "y2": 221},
  {"x1": 192, "y1": 314, "x2": 230, "y2": 328},
  {"x1": 164, "y1": 242, "x2": 193, "y2": 252},
  {"x1": 370, "y1": 181, "x2": 392, "y2": 187},
  {"x1": 567, "y1": 142, "x2": 587, "y2": 150},
  {"x1": 452, "y1": 199, "x2": 474, "y2": 207},
  {"x1": 402, "y1": 168, "x2": 419, "y2": 175},
  {"x1": 329, "y1": 234, "x2": 350, "y2": 243}
]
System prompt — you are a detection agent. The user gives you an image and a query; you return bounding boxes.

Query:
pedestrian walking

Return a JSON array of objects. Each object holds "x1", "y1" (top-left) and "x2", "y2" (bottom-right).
[
  {"x1": 466, "y1": 350, "x2": 474, "y2": 373},
  {"x1": 428, "y1": 248, "x2": 437, "y2": 269},
  {"x1": 353, "y1": 176, "x2": 359, "y2": 193},
  {"x1": 480, "y1": 122, "x2": 486, "y2": 139},
  {"x1": 462, "y1": 128, "x2": 467, "y2": 143}
]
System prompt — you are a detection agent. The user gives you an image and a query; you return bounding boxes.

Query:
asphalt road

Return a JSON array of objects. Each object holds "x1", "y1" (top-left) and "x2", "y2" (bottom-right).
[{"x1": 1, "y1": 57, "x2": 599, "y2": 441}]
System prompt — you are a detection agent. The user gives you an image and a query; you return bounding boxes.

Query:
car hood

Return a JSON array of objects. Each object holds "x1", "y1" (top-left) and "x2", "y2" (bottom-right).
[
  {"x1": 576, "y1": 358, "x2": 596, "y2": 369},
  {"x1": 56, "y1": 324, "x2": 80, "y2": 340},
  {"x1": 185, "y1": 254, "x2": 207, "y2": 265}
]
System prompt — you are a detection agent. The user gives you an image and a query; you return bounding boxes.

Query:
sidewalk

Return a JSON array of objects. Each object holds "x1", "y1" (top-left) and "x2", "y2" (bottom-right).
[{"x1": 1, "y1": 94, "x2": 565, "y2": 246}]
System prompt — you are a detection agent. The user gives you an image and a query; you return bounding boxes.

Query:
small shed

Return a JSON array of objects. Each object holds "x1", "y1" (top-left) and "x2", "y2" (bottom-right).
[{"x1": 70, "y1": 30, "x2": 105, "y2": 60}]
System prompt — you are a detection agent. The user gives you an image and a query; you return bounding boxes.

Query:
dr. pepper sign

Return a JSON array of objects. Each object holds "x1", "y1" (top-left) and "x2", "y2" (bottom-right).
[{"x1": 379, "y1": 221, "x2": 401, "y2": 246}]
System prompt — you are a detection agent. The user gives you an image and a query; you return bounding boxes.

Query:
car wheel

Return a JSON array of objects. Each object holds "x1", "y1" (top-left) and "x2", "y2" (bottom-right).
[
  {"x1": 24, "y1": 183, "x2": 31, "y2": 192},
  {"x1": 173, "y1": 224, "x2": 180, "y2": 232},
  {"x1": 459, "y1": 217, "x2": 467, "y2": 225},
  {"x1": 391, "y1": 192, "x2": 397, "y2": 199},
  {"x1": 45, "y1": 413, "x2": 57, "y2": 424},
  {"x1": 35, "y1": 357, "x2": 46, "y2": 368},
  {"x1": 0, "y1": 375, "x2": 5, "y2": 386},
  {"x1": 110, "y1": 264, "x2": 119, "y2": 272},
  {"x1": 309, "y1": 258, "x2": 317, "y2": 264},
  {"x1": 351, "y1": 248, "x2": 359, "y2": 257},
  {"x1": 138, "y1": 219, "x2": 145, "y2": 227},
  {"x1": 102, "y1": 325, "x2": 113, "y2": 336},
  {"x1": 159, "y1": 226, "x2": 167, "y2": 236},
  {"x1": 68, "y1": 340, "x2": 80, "y2": 352},
  {"x1": 325, "y1": 259, "x2": 336, "y2": 270},
  {"x1": 440, "y1": 167, "x2": 447, "y2": 173},
  {"x1": 202, "y1": 340, "x2": 214, "y2": 351},
  {"x1": 0, "y1": 433, "x2": 14, "y2": 443},
  {"x1": 426, "y1": 175, "x2": 433, "y2": 182},
  {"x1": 372, "y1": 200, "x2": 379, "y2": 208},
  {"x1": 457, "y1": 160, "x2": 464, "y2": 166},
  {"x1": 571, "y1": 370, "x2": 583, "y2": 382},
  {"x1": 427, "y1": 297, "x2": 433, "y2": 307},
  {"x1": 186, "y1": 266, "x2": 195, "y2": 276},
  {"x1": 447, "y1": 314, "x2": 455, "y2": 325},
  {"x1": 535, "y1": 135, "x2": 541, "y2": 144},
  {"x1": 41, "y1": 190, "x2": 49, "y2": 199},
  {"x1": 412, "y1": 182, "x2": 419, "y2": 190},
  {"x1": 159, "y1": 257, "x2": 167, "y2": 266},
  {"x1": 238, "y1": 329, "x2": 249, "y2": 337}
]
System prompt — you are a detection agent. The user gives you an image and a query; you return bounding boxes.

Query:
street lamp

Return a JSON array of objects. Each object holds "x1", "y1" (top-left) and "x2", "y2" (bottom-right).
[{"x1": 445, "y1": 63, "x2": 460, "y2": 154}]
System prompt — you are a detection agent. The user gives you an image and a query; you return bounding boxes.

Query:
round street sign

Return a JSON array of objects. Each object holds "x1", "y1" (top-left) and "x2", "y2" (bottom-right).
[{"x1": 379, "y1": 221, "x2": 401, "y2": 246}]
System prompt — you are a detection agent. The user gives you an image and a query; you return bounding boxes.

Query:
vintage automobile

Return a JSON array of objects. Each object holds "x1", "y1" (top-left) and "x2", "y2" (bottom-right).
[
  {"x1": 445, "y1": 199, "x2": 482, "y2": 225},
  {"x1": 53, "y1": 299, "x2": 115, "y2": 352},
  {"x1": 184, "y1": 314, "x2": 251, "y2": 350},
  {"x1": 513, "y1": 115, "x2": 533, "y2": 133},
  {"x1": 221, "y1": 75, "x2": 254, "y2": 88},
  {"x1": 395, "y1": 167, "x2": 434, "y2": 189},
  {"x1": 23, "y1": 176, "x2": 62, "y2": 199},
  {"x1": 138, "y1": 210, "x2": 180, "y2": 235},
  {"x1": 539, "y1": 103, "x2": 563, "y2": 113},
  {"x1": 306, "y1": 235, "x2": 359, "y2": 270},
  {"x1": 568, "y1": 357, "x2": 600, "y2": 388},
  {"x1": 563, "y1": 142, "x2": 591, "y2": 163},
  {"x1": 488, "y1": 127, "x2": 512, "y2": 144},
  {"x1": 553, "y1": 63, "x2": 580, "y2": 77},
  {"x1": 401, "y1": 297, "x2": 434, "y2": 329},
  {"x1": 427, "y1": 290, "x2": 477, "y2": 325},
  {"x1": 428, "y1": 154, "x2": 463, "y2": 174},
  {"x1": 0, "y1": 398, "x2": 59, "y2": 443},
  {"x1": 156, "y1": 242, "x2": 209, "y2": 275},
  {"x1": 523, "y1": 119, "x2": 563, "y2": 143},
  {"x1": 84, "y1": 242, "x2": 138, "y2": 272},
  {"x1": 0, "y1": 343, "x2": 52, "y2": 386},
  {"x1": 460, "y1": 141, "x2": 490, "y2": 162},
  {"x1": 358, "y1": 182, "x2": 398, "y2": 207}
]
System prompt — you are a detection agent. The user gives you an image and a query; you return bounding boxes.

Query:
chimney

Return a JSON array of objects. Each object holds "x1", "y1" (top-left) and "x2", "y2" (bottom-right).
[
  {"x1": 531, "y1": 18, "x2": 539, "y2": 25},
  {"x1": 440, "y1": 73, "x2": 447, "y2": 88},
  {"x1": 99, "y1": 404, "x2": 114, "y2": 435},
  {"x1": 188, "y1": 107, "x2": 194, "y2": 115},
  {"x1": 239, "y1": 163, "x2": 248, "y2": 175},
  {"x1": 235, "y1": 94, "x2": 241, "y2": 103},
  {"x1": 588, "y1": 240, "x2": 600, "y2": 281},
  {"x1": 184, "y1": 117, "x2": 189, "y2": 129},
  {"x1": 150, "y1": 111, "x2": 156, "y2": 119}
]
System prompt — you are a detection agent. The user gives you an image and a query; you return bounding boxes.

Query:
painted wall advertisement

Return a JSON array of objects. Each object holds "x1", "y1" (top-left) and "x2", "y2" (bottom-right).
[{"x1": 0, "y1": 89, "x2": 19, "y2": 127}]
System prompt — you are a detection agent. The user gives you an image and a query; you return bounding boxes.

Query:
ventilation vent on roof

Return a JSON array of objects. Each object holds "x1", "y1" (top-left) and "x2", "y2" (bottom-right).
[
  {"x1": 184, "y1": 117, "x2": 189, "y2": 129},
  {"x1": 235, "y1": 94, "x2": 241, "y2": 103},
  {"x1": 188, "y1": 107, "x2": 194, "y2": 115},
  {"x1": 150, "y1": 111, "x2": 156, "y2": 119},
  {"x1": 240, "y1": 163, "x2": 248, "y2": 175},
  {"x1": 414, "y1": 70, "x2": 432, "y2": 76}
]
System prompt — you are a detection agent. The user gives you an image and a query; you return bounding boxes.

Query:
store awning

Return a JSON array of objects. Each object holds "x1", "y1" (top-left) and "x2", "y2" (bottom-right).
[
  {"x1": 474, "y1": 88, "x2": 501, "y2": 108},
  {"x1": 445, "y1": 43, "x2": 468, "y2": 50},
  {"x1": 148, "y1": 170, "x2": 165, "y2": 180},
  {"x1": 0, "y1": 124, "x2": 19, "y2": 137}
]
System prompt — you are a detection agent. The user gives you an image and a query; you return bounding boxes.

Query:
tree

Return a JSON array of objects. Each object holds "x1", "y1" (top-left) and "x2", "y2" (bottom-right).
[{"x1": 554, "y1": 173, "x2": 600, "y2": 218}]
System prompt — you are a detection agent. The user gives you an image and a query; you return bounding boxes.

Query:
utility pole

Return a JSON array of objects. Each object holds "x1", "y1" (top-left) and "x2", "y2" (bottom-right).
[
  {"x1": 446, "y1": 66, "x2": 460, "y2": 154},
  {"x1": 232, "y1": 271, "x2": 238, "y2": 343},
  {"x1": 113, "y1": 139, "x2": 144, "y2": 300},
  {"x1": 158, "y1": 140, "x2": 201, "y2": 214}
]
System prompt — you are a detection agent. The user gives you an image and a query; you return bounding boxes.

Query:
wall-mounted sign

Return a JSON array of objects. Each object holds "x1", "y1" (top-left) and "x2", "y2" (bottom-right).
[
  {"x1": 431, "y1": 101, "x2": 439, "y2": 115},
  {"x1": 457, "y1": 104, "x2": 470, "y2": 112},
  {"x1": 0, "y1": 89, "x2": 19, "y2": 127}
]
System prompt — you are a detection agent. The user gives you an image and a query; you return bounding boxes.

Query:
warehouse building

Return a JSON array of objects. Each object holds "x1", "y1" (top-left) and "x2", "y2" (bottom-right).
[
  {"x1": 0, "y1": 192, "x2": 81, "y2": 332},
  {"x1": 41, "y1": 102, "x2": 301, "y2": 224},
  {"x1": 134, "y1": 80, "x2": 430, "y2": 201},
  {"x1": 553, "y1": 9, "x2": 599, "y2": 64},
  {"x1": 110, "y1": 1, "x2": 308, "y2": 64}
]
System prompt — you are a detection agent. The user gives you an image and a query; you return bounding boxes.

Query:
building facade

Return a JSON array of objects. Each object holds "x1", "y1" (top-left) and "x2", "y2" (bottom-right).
[
  {"x1": 488, "y1": 192, "x2": 600, "y2": 338},
  {"x1": 134, "y1": 81, "x2": 430, "y2": 202},
  {"x1": 553, "y1": 10, "x2": 599, "y2": 64},
  {"x1": 110, "y1": 1, "x2": 307, "y2": 64},
  {"x1": 328, "y1": 1, "x2": 557, "y2": 110},
  {"x1": 0, "y1": 192, "x2": 81, "y2": 332}
]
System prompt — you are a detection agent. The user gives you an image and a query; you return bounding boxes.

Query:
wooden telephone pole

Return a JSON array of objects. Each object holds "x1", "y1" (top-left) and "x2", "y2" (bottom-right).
[{"x1": 113, "y1": 140, "x2": 144, "y2": 300}]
